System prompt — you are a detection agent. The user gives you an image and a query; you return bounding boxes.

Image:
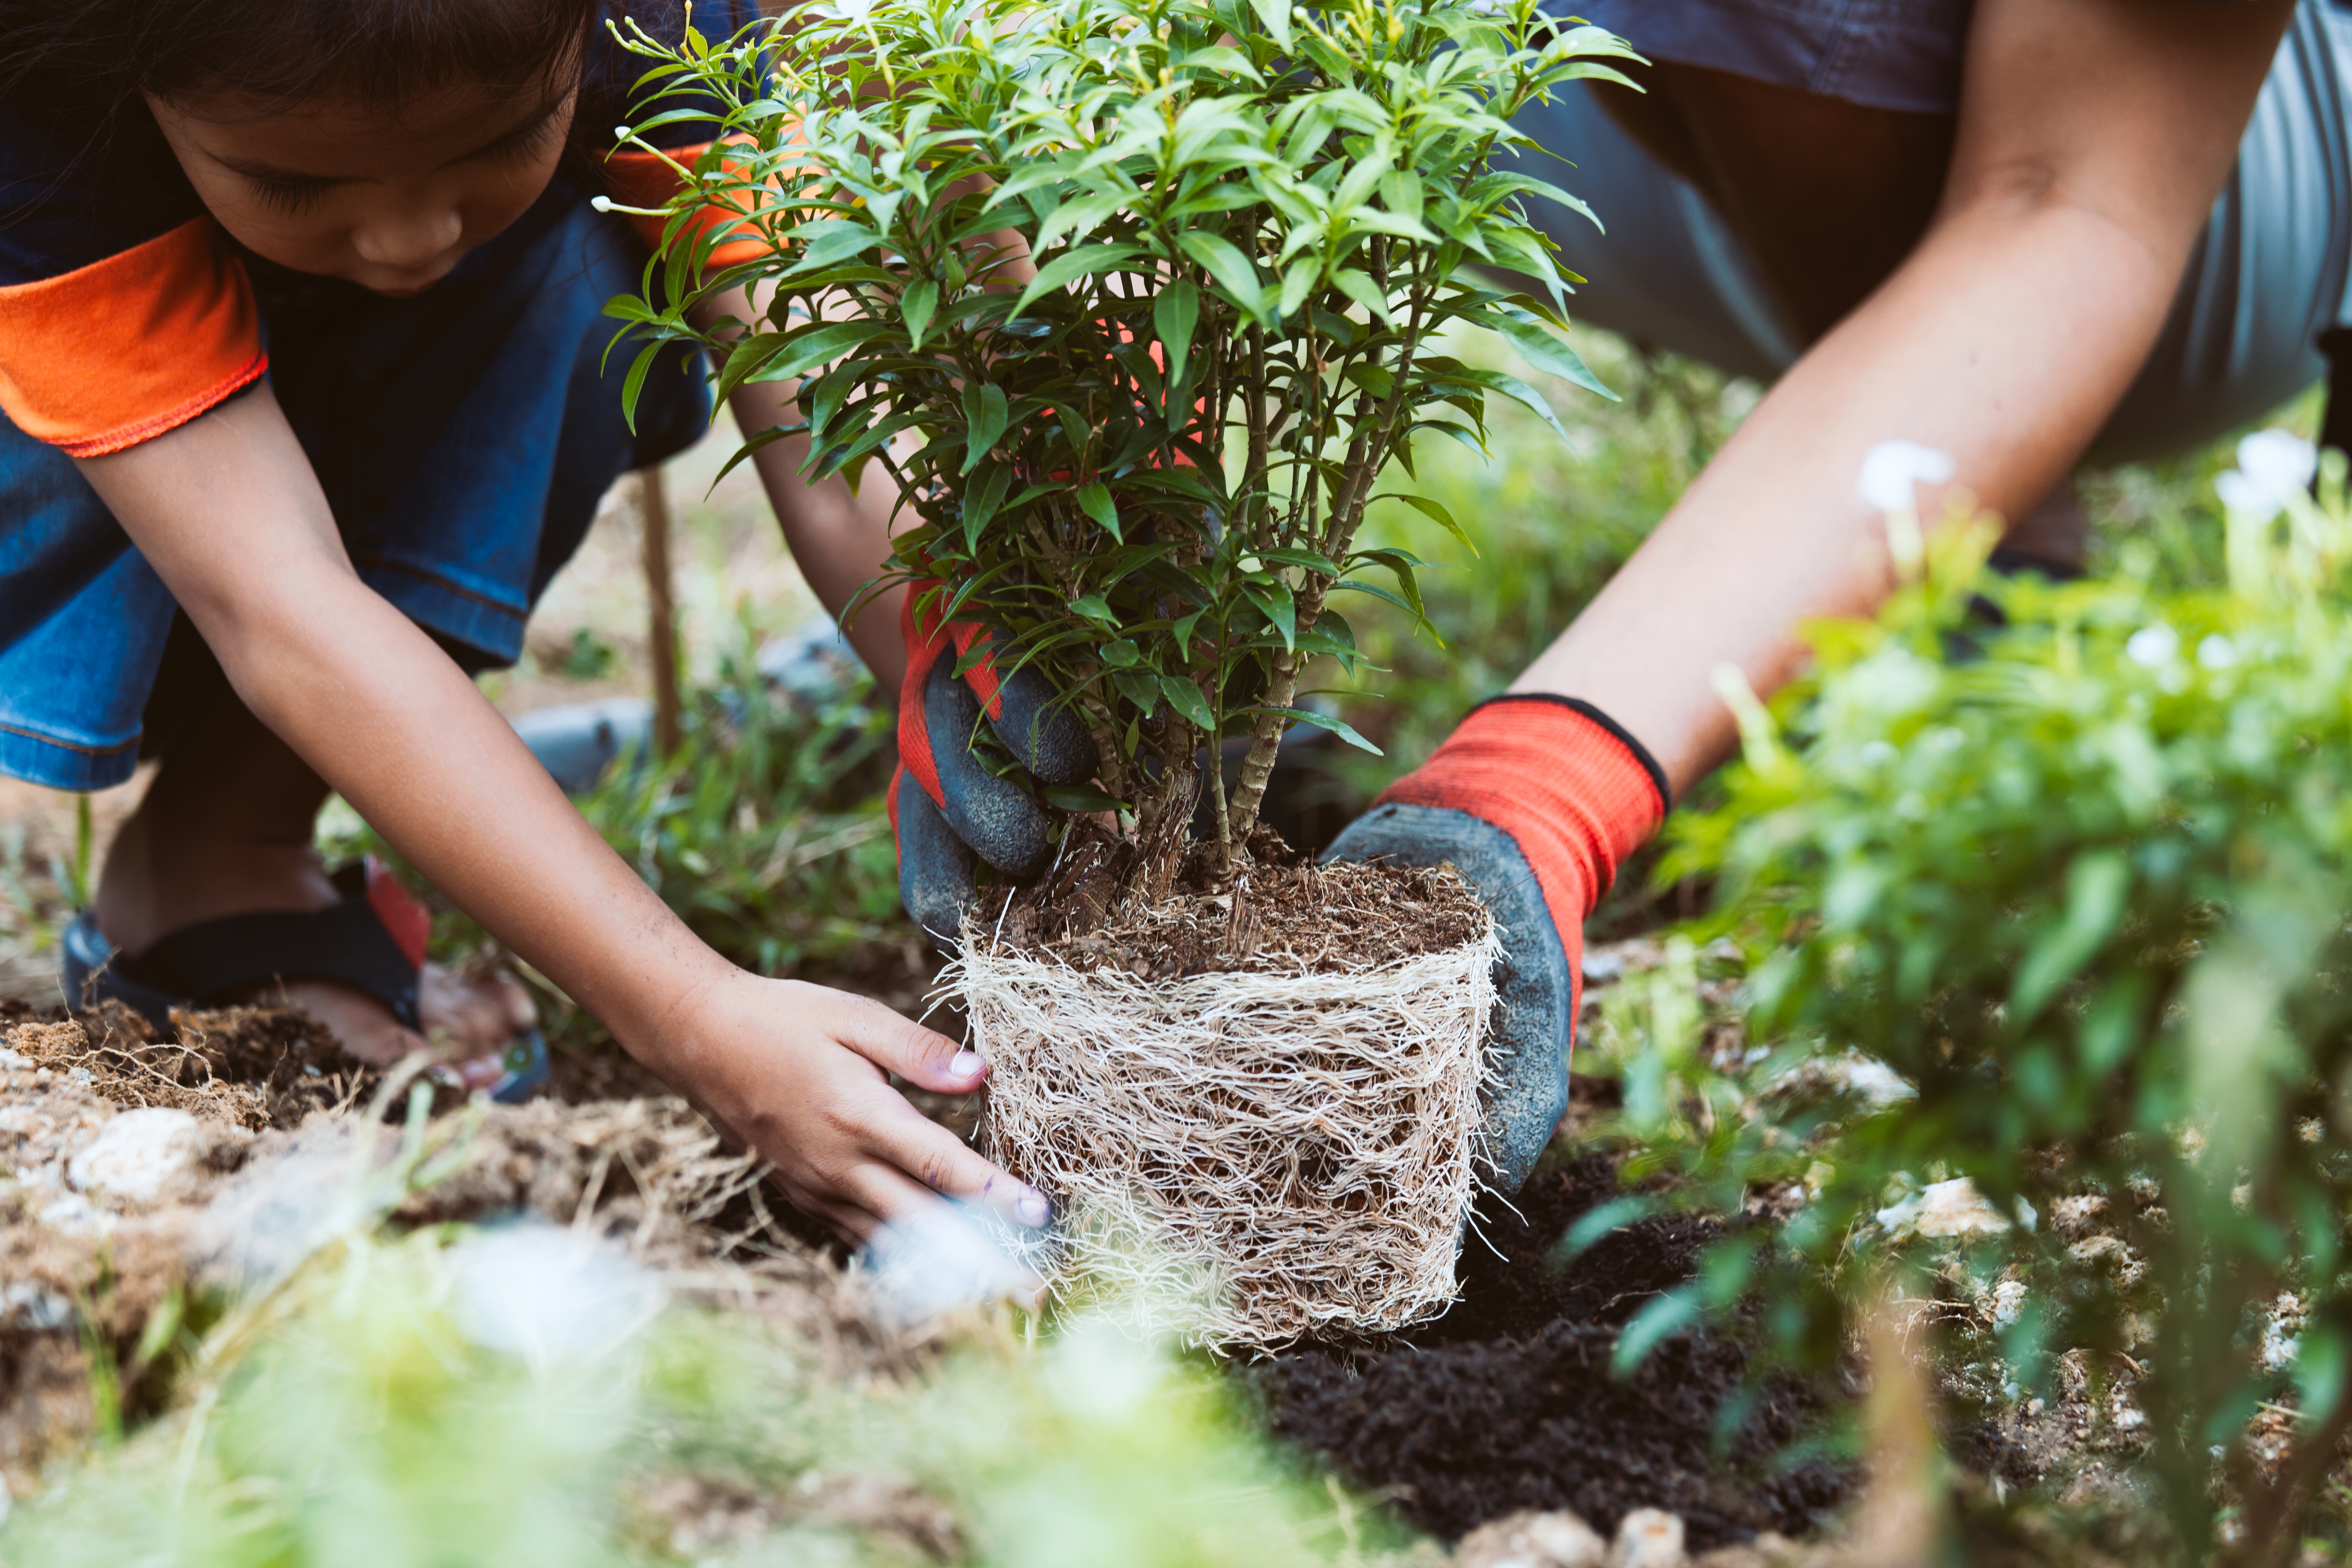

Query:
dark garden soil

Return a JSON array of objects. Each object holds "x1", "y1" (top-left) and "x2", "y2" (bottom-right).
[{"x1": 1254, "y1": 1147, "x2": 1857, "y2": 1552}]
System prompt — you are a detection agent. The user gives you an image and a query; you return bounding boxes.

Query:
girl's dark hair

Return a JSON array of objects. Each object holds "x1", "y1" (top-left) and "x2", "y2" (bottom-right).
[{"x1": 0, "y1": 0, "x2": 630, "y2": 115}]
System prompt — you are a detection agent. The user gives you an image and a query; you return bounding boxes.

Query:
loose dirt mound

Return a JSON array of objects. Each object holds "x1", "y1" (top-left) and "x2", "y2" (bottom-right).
[
  {"x1": 0, "y1": 1007, "x2": 897, "y2": 1499},
  {"x1": 1256, "y1": 1152, "x2": 1856, "y2": 1552}
]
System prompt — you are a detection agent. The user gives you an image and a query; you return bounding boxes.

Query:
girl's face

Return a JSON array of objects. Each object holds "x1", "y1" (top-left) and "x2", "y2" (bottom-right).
[{"x1": 148, "y1": 79, "x2": 578, "y2": 297}]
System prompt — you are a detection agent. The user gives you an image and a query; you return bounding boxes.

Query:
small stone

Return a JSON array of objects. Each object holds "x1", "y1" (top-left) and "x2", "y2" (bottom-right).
[
  {"x1": 1875, "y1": 1176, "x2": 2018, "y2": 1239},
  {"x1": 67, "y1": 1108, "x2": 203, "y2": 1206},
  {"x1": 2067, "y1": 1235, "x2": 2126, "y2": 1267},
  {"x1": 1455, "y1": 1510, "x2": 1606, "y2": 1568},
  {"x1": 1610, "y1": 1509, "x2": 1686, "y2": 1568}
]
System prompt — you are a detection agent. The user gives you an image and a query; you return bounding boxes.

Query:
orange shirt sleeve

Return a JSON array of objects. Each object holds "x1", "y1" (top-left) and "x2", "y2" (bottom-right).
[{"x1": 0, "y1": 217, "x2": 266, "y2": 457}]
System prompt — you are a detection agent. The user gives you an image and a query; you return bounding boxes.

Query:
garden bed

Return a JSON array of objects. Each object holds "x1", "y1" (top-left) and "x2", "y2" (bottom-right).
[{"x1": 1258, "y1": 1144, "x2": 1855, "y2": 1552}]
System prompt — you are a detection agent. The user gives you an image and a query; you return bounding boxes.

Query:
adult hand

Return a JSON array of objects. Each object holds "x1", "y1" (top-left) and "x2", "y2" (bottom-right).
[
  {"x1": 891, "y1": 585, "x2": 1096, "y2": 945},
  {"x1": 1324, "y1": 695, "x2": 1667, "y2": 1192},
  {"x1": 664, "y1": 967, "x2": 1055, "y2": 1250}
]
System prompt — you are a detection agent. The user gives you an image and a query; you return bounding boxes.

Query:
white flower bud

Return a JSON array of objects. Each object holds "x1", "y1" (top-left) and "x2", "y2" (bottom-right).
[{"x1": 1856, "y1": 439, "x2": 1955, "y2": 514}]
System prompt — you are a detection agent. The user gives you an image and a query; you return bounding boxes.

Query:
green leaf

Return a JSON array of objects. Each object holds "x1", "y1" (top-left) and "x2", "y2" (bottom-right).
[
  {"x1": 1458, "y1": 367, "x2": 1572, "y2": 444},
  {"x1": 1243, "y1": 578, "x2": 1296, "y2": 651},
  {"x1": 1159, "y1": 674, "x2": 1217, "y2": 729},
  {"x1": 1154, "y1": 279, "x2": 1201, "y2": 383},
  {"x1": 1009, "y1": 244, "x2": 1145, "y2": 319},
  {"x1": 1176, "y1": 231, "x2": 1265, "y2": 319},
  {"x1": 1612, "y1": 1289, "x2": 1699, "y2": 1377},
  {"x1": 1044, "y1": 783, "x2": 1129, "y2": 814},
  {"x1": 783, "y1": 219, "x2": 881, "y2": 275},
  {"x1": 1070, "y1": 594, "x2": 1117, "y2": 623},
  {"x1": 902, "y1": 278, "x2": 939, "y2": 350},
  {"x1": 1249, "y1": 0, "x2": 1292, "y2": 51},
  {"x1": 1112, "y1": 669, "x2": 1162, "y2": 716},
  {"x1": 962, "y1": 383, "x2": 1009, "y2": 476},
  {"x1": 1076, "y1": 481, "x2": 1125, "y2": 543},
  {"x1": 961, "y1": 462, "x2": 1012, "y2": 549},
  {"x1": 1554, "y1": 1195, "x2": 1658, "y2": 1262},
  {"x1": 1252, "y1": 705, "x2": 1380, "y2": 754},
  {"x1": 1101, "y1": 639, "x2": 1141, "y2": 668},
  {"x1": 1496, "y1": 311, "x2": 1618, "y2": 401},
  {"x1": 1375, "y1": 492, "x2": 1478, "y2": 556},
  {"x1": 2012, "y1": 850, "x2": 2132, "y2": 1020},
  {"x1": 1254, "y1": 545, "x2": 1339, "y2": 576}
]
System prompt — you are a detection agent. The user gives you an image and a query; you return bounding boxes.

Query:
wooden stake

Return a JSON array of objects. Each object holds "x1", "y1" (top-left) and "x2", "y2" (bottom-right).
[{"x1": 639, "y1": 466, "x2": 683, "y2": 757}]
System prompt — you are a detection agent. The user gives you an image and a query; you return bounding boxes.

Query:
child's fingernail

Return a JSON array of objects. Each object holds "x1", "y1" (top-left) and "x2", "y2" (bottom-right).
[
  {"x1": 951, "y1": 1049, "x2": 984, "y2": 1079},
  {"x1": 1016, "y1": 1190, "x2": 1050, "y2": 1227}
]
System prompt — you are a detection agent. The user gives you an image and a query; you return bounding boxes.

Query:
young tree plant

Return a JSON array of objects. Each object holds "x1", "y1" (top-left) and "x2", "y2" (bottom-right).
[{"x1": 608, "y1": 0, "x2": 1636, "y2": 881}]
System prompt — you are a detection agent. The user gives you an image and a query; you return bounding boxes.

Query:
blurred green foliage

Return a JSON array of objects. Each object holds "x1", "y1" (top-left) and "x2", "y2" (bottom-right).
[
  {"x1": 0, "y1": 1227, "x2": 1426, "y2": 1568},
  {"x1": 1636, "y1": 435, "x2": 2352, "y2": 1558},
  {"x1": 573, "y1": 650, "x2": 900, "y2": 981}
]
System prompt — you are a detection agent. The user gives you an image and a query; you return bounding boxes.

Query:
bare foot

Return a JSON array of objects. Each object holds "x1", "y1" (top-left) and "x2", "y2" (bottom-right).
[
  {"x1": 262, "y1": 967, "x2": 538, "y2": 1093},
  {"x1": 95, "y1": 733, "x2": 538, "y2": 1089}
]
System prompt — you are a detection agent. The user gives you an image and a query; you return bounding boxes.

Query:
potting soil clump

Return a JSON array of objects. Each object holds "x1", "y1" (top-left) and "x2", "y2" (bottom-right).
[{"x1": 951, "y1": 845, "x2": 1499, "y2": 1350}]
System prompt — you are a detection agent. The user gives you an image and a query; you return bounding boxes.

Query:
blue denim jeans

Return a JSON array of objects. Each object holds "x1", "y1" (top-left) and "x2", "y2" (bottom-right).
[
  {"x1": 1514, "y1": 0, "x2": 2352, "y2": 462},
  {"x1": 0, "y1": 177, "x2": 711, "y2": 790}
]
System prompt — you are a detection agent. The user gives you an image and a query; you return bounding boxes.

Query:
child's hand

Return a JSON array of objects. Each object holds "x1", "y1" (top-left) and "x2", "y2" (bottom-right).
[{"x1": 659, "y1": 969, "x2": 1052, "y2": 1246}]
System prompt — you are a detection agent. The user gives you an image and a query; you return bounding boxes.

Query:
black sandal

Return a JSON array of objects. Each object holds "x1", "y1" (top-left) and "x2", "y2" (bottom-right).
[{"x1": 60, "y1": 858, "x2": 549, "y2": 1103}]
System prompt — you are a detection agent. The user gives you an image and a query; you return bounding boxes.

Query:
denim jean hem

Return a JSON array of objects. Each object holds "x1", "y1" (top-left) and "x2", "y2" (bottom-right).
[{"x1": 0, "y1": 716, "x2": 142, "y2": 791}]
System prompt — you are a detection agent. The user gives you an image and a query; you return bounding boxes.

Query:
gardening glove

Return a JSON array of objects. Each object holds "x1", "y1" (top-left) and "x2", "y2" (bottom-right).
[
  {"x1": 890, "y1": 586, "x2": 1098, "y2": 946},
  {"x1": 1323, "y1": 695, "x2": 1668, "y2": 1192}
]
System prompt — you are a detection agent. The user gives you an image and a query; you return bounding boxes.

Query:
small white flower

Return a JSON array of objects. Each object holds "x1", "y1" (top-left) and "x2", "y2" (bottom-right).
[
  {"x1": 590, "y1": 195, "x2": 614, "y2": 212},
  {"x1": 2216, "y1": 428, "x2": 2317, "y2": 522},
  {"x1": 2239, "y1": 428, "x2": 2317, "y2": 500},
  {"x1": 453, "y1": 1225, "x2": 662, "y2": 1367},
  {"x1": 1856, "y1": 440, "x2": 1956, "y2": 514},
  {"x1": 2124, "y1": 625, "x2": 2179, "y2": 668},
  {"x1": 614, "y1": 124, "x2": 632, "y2": 139},
  {"x1": 2197, "y1": 634, "x2": 2239, "y2": 669}
]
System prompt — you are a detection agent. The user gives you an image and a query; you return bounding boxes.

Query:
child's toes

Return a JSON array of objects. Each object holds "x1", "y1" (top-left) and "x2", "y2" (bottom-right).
[{"x1": 418, "y1": 964, "x2": 536, "y2": 1056}]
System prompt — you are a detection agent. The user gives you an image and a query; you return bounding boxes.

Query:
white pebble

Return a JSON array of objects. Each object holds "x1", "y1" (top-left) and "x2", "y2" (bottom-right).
[
  {"x1": 67, "y1": 1108, "x2": 203, "y2": 1206},
  {"x1": 1610, "y1": 1508, "x2": 1686, "y2": 1568}
]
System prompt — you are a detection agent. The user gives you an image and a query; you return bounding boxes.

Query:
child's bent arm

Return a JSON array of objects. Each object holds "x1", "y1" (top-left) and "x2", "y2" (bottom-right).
[{"x1": 75, "y1": 382, "x2": 1044, "y2": 1245}]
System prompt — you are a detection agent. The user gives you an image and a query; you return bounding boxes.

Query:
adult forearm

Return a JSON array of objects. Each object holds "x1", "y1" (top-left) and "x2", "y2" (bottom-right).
[
  {"x1": 730, "y1": 378, "x2": 909, "y2": 690},
  {"x1": 1515, "y1": 199, "x2": 2197, "y2": 793}
]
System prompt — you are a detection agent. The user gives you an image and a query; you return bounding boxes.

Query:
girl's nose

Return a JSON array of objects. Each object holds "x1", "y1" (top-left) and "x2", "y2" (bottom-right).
[{"x1": 350, "y1": 204, "x2": 465, "y2": 271}]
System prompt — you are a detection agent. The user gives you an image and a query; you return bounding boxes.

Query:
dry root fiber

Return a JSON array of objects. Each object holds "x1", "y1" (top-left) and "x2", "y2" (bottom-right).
[{"x1": 951, "y1": 862, "x2": 1499, "y2": 1350}]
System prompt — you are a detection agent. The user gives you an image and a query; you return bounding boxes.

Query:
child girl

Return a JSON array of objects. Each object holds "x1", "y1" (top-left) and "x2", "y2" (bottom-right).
[{"x1": 0, "y1": 0, "x2": 1049, "y2": 1242}]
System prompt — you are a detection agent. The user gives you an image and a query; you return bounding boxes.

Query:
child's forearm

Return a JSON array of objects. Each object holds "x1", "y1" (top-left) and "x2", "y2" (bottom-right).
[{"x1": 76, "y1": 384, "x2": 730, "y2": 1063}]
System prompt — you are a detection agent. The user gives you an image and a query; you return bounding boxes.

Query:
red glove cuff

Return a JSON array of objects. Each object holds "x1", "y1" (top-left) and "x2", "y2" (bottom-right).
[
  {"x1": 898, "y1": 585, "x2": 1006, "y2": 810},
  {"x1": 1376, "y1": 695, "x2": 1668, "y2": 935}
]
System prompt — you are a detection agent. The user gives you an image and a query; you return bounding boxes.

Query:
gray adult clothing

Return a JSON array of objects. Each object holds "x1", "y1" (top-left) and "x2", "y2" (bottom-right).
[{"x1": 1514, "y1": 0, "x2": 2352, "y2": 460}]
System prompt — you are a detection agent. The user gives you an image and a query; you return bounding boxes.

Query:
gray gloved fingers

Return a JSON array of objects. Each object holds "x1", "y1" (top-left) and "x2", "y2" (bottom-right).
[
  {"x1": 897, "y1": 769, "x2": 979, "y2": 951},
  {"x1": 928, "y1": 656, "x2": 1055, "y2": 879},
  {"x1": 966, "y1": 632, "x2": 1098, "y2": 786},
  {"x1": 1326, "y1": 802, "x2": 1575, "y2": 1193}
]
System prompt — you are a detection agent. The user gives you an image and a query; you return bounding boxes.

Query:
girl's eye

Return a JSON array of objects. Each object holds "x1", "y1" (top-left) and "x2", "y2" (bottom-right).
[
  {"x1": 480, "y1": 112, "x2": 565, "y2": 170},
  {"x1": 250, "y1": 178, "x2": 331, "y2": 215}
]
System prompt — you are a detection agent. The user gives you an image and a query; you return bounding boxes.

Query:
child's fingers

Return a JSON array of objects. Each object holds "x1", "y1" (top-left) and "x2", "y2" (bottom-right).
[
  {"x1": 866, "y1": 1099, "x2": 1052, "y2": 1230},
  {"x1": 811, "y1": 985, "x2": 991, "y2": 1095},
  {"x1": 844, "y1": 1167, "x2": 1048, "y2": 1308}
]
